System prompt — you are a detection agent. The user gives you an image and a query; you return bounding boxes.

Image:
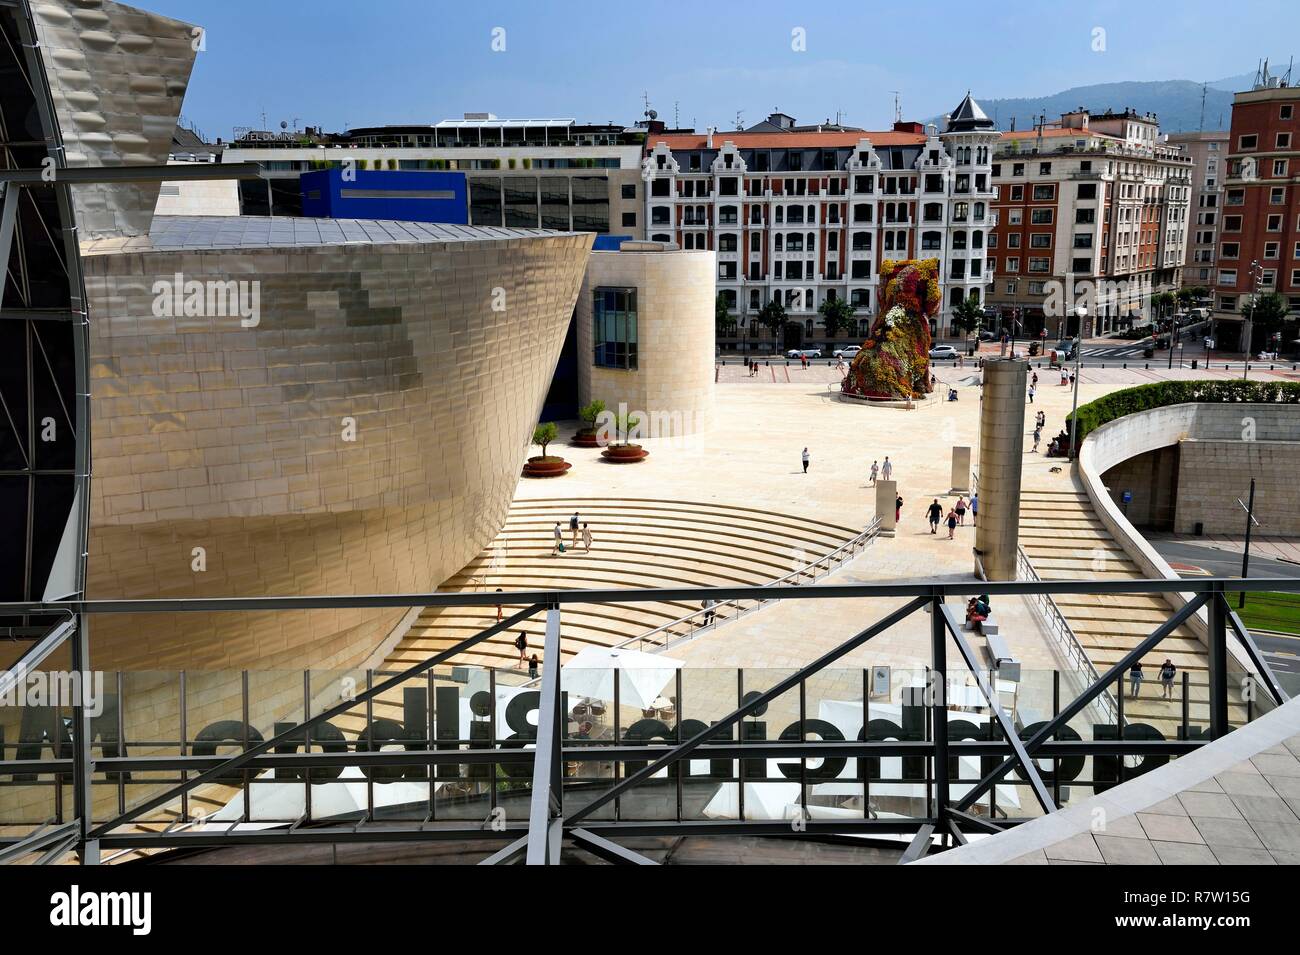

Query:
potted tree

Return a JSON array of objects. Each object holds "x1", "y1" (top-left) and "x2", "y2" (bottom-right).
[
  {"x1": 572, "y1": 399, "x2": 607, "y2": 447},
  {"x1": 601, "y1": 412, "x2": 648, "y2": 463},
  {"x1": 522, "y1": 422, "x2": 571, "y2": 477}
]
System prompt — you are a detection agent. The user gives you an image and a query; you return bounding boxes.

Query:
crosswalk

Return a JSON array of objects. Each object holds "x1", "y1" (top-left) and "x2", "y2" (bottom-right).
[{"x1": 1079, "y1": 345, "x2": 1151, "y2": 359}]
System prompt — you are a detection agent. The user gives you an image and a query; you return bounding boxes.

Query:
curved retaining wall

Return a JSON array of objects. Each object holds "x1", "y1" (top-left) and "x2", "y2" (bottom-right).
[{"x1": 1077, "y1": 402, "x2": 1297, "y2": 672}]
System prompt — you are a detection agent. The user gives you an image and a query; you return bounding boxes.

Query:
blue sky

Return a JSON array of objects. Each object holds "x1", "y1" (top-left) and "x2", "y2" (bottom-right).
[{"x1": 150, "y1": 0, "x2": 1294, "y2": 141}]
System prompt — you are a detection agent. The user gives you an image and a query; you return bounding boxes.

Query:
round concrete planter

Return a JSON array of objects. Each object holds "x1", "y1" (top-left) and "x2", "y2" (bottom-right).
[
  {"x1": 571, "y1": 429, "x2": 602, "y2": 448},
  {"x1": 522, "y1": 455, "x2": 571, "y2": 478},
  {"x1": 600, "y1": 444, "x2": 648, "y2": 464}
]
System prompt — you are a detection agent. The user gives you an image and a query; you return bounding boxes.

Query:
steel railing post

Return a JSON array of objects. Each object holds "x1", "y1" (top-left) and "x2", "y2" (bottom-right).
[{"x1": 1208, "y1": 589, "x2": 1230, "y2": 738}]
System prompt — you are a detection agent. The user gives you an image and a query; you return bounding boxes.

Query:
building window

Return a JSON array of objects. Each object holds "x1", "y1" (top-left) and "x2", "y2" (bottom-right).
[
  {"x1": 621, "y1": 212, "x2": 636, "y2": 227},
  {"x1": 1278, "y1": 133, "x2": 1293, "y2": 149},
  {"x1": 621, "y1": 183, "x2": 636, "y2": 200},
  {"x1": 1031, "y1": 184, "x2": 1055, "y2": 201},
  {"x1": 593, "y1": 287, "x2": 638, "y2": 370},
  {"x1": 1271, "y1": 186, "x2": 1286, "y2": 204},
  {"x1": 1030, "y1": 208, "x2": 1053, "y2": 224},
  {"x1": 1030, "y1": 234, "x2": 1051, "y2": 248},
  {"x1": 1007, "y1": 234, "x2": 1021, "y2": 249},
  {"x1": 1029, "y1": 257, "x2": 1049, "y2": 273},
  {"x1": 1005, "y1": 257, "x2": 1019, "y2": 273}
]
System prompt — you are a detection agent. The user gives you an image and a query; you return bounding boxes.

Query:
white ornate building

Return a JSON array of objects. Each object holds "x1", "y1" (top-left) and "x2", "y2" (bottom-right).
[{"x1": 640, "y1": 94, "x2": 1001, "y2": 348}]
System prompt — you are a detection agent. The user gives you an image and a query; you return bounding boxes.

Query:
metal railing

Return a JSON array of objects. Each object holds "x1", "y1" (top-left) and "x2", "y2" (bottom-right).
[
  {"x1": 0, "y1": 574, "x2": 1293, "y2": 866},
  {"x1": 619, "y1": 517, "x2": 884, "y2": 652},
  {"x1": 1016, "y1": 546, "x2": 1117, "y2": 723}
]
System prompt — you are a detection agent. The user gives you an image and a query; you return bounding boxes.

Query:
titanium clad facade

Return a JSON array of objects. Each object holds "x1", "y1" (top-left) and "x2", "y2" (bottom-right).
[
  {"x1": 81, "y1": 216, "x2": 593, "y2": 670},
  {"x1": 30, "y1": 0, "x2": 197, "y2": 238}
]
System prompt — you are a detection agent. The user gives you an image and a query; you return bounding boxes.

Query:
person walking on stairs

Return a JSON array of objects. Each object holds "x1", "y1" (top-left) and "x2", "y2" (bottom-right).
[
  {"x1": 581, "y1": 522, "x2": 592, "y2": 552},
  {"x1": 495, "y1": 588, "x2": 504, "y2": 622},
  {"x1": 552, "y1": 522, "x2": 563, "y2": 555},
  {"x1": 570, "y1": 511, "x2": 581, "y2": 548},
  {"x1": 1159, "y1": 659, "x2": 1177, "y2": 700},
  {"x1": 802, "y1": 447, "x2": 810, "y2": 473},
  {"x1": 515, "y1": 631, "x2": 528, "y2": 667},
  {"x1": 927, "y1": 499, "x2": 943, "y2": 534},
  {"x1": 1129, "y1": 661, "x2": 1144, "y2": 699},
  {"x1": 528, "y1": 653, "x2": 539, "y2": 680}
]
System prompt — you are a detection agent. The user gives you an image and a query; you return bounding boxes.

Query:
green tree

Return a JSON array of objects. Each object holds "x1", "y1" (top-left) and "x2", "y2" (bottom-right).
[
  {"x1": 1246, "y1": 292, "x2": 1288, "y2": 351},
  {"x1": 817, "y1": 296, "x2": 856, "y2": 339},
  {"x1": 532, "y1": 422, "x2": 558, "y2": 458},
  {"x1": 1176, "y1": 287, "x2": 1194, "y2": 310},
  {"x1": 949, "y1": 294, "x2": 983, "y2": 347},
  {"x1": 578, "y1": 400, "x2": 605, "y2": 429},
  {"x1": 758, "y1": 299, "x2": 788, "y2": 341},
  {"x1": 615, "y1": 413, "x2": 640, "y2": 445},
  {"x1": 715, "y1": 292, "x2": 736, "y2": 334}
]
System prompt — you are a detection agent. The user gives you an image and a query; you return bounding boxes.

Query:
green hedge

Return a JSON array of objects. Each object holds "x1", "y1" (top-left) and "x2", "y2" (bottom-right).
[{"x1": 1066, "y1": 379, "x2": 1300, "y2": 443}]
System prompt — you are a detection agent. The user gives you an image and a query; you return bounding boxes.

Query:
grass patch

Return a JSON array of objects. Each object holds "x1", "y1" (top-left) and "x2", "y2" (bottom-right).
[{"x1": 1237, "y1": 591, "x2": 1300, "y2": 635}]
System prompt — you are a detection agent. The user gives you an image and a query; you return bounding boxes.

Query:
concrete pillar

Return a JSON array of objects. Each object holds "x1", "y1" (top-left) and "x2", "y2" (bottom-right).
[
  {"x1": 975, "y1": 359, "x2": 1027, "y2": 580},
  {"x1": 875, "y1": 479, "x2": 898, "y2": 537},
  {"x1": 950, "y1": 446, "x2": 971, "y2": 494}
]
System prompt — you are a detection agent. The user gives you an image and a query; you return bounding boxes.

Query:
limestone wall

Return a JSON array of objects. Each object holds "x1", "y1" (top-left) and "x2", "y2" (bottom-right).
[{"x1": 576, "y1": 249, "x2": 716, "y2": 437}]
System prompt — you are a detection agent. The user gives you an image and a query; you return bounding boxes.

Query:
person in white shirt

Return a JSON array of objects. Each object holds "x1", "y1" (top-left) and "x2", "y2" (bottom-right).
[
  {"x1": 801, "y1": 447, "x2": 810, "y2": 473},
  {"x1": 881, "y1": 457, "x2": 893, "y2": 481}
]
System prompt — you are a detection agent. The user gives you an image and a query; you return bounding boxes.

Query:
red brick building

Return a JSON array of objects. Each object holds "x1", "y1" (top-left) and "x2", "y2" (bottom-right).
[{"x1": 1214, "y1": 78, "x2": 1300, "y2": 352}]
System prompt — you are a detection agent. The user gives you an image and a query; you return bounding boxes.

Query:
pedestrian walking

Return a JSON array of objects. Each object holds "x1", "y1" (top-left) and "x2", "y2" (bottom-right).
[
  {"x1": 926, "y1": 498, "x2": 943, "y2": 534},
  {"x1": 552, "y1": 521, "x2": 563, "y2": 555},
  {"x1": 1060, "y1": 366, "x2": 1069, "y2": 386},
  {"x1": 495, "y1": 587, "x2": 504, "y2": 622},
  {"x1": 1069, "y1": 371, "x2": 1076, "y2": 387},
  {"x1": 970, "y1": 492, "x2": 978, "y2": 526},
  {"x1": 700, "y1": 598, "x2": 716, "y2": 627},
  {"x1": 1036, "y1": 410, "x2": 1045, "y2": 430},
  {"x1": 1031, "y1": 371, "x2": 1039, "y2": 388},
  {"x1": 581, "y1": 522, "x2": 593, "y2": 551},
  {"x1": 1160, "y1": 659, "x2": 1177, "y2": 700},
  {"x1": 946, "y1": 508, "x2": 958, "y2": 539},
  {"x1": 895, "y1": 494, "x2": 904, "y2": 523},
  {"x1": 1032, "y1": 425, "x2": 1042, "y2": 452},
  {"x1": 569, "y1": 511, "x2": 580, "y2": 547},
  {"x1": 1027, "y1": 384, "x2": 1036, "y2": 404},
  {"x1": 515, "y1": 631, "x2": 528, "y2": 667},
  {"x1": 1129, "y1": 661, "x2": 1144, "y2": 699},
  {"x1": 881, "y1": 456, "x2": 893, "y2": 481},
  {"x1": 801, "y1": 447, "x2": 810, "y2": 473},
  {"x1": 528, "y1": 653, "x2": 539, "y2": 680},
  {"x1": 955, "y1": 496, "x2": 967, "y2": 525},
  {"x1": 869, "y1": 460, "x2": 879, "y2": 485}
]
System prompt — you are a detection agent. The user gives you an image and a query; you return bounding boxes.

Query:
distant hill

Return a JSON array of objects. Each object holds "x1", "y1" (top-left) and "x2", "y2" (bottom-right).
[
  {"x1": 930, "y1": 80, "x2": 1234, "y2": 134},
  {"x1": 938, "y1": 64, "x2": 1300, "y2": 134}
]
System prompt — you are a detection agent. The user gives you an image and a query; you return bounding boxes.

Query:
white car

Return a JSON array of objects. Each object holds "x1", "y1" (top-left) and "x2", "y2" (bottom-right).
[
  {"x1": 786, "y1": 348, "x2": 823, "y2": 359},
  {"x1": 928, "y1": 345, "x2": 959, "y2": 360},
  {"x1": 833, "y1": 345, "x2": 861, "y2": 359}
]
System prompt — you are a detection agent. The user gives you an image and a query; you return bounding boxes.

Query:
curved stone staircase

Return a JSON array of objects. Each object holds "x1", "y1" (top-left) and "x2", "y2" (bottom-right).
[{"x1": 1019, "y1": 487, "x2": 1248, "y2": 732}]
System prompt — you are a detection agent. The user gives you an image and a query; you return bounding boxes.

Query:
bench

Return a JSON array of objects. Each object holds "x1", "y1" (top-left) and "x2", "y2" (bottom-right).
[
  {"x1": 962, "y1": 613, "x2": 999, "y2": 636},
  {"x1": 984, "y1": 625, "x2": 1021, "y2": 681}
]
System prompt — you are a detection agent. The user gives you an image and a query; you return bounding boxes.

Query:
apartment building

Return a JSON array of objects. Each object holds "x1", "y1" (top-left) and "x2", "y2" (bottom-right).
[
  {"x1": 1167, "y1": 130, "x2": 1230, "y2": 289},
  {"x1": 1214, "y1": 77, "x2": 1300, "y2": 351},
  {"x1": 641, "y1": 95, "x2": 1001, "y2": 350},
  {"x1": 990, "y1": 108, "x2": 1192, "y2": 339},
  {"x1": 218, "y1": 114, "x2": 649, "y2": 237}
]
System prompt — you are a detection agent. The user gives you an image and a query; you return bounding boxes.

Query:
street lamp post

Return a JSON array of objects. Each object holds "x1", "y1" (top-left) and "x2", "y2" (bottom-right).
[{"x1": 1069, "y1": 305, "x2": 1086, "y2": 460}]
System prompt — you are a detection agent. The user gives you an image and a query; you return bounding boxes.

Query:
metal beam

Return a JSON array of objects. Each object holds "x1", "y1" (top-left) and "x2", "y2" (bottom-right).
[
  {"x1": 930, "y1": 595, "x2": 950, "y2": 823},
  {"x1": 941, "y1": 605, "x2": 1055, "y2": 814},
  {"x1": 567, "y1": 595, "x2": 930, "y2": 826},
  {"x1": 4, "y1": 575, "x2": 1296, "y2": 620},
  {"x1": 1225, "y1": 602, "x2": 1290, "y2": 705},
  {"x1": 0, "y1": 820, "x2": 79, "y2": 865},
  {"x1": 956, "y1": 591, "x2": 1210, "y2": 813},
  {"x1": 477, "y1": 835, "x2": 527, "y2": 865},
  {"x1": 569, "y1": 828, "x2": 660, "y2": 865},
  {"x1": 525, "y1": 607, "x2": 562, "y2": 865},
  {"x1": 899, "y1": 824, "x2": 936, "y2": 864},
  {"x1": 1207, "y1": 588, "x2": 1230, "y2": 737},
  {"x1": 0, "y1": 182, "x2": 18, "y2": 312},
  {"x1": 88, "y1": 604, "x2": 545, "y2": 840},
  {"x1": 0, "y1": 162, "x2": 264, "y2": 185},
  {"x1": 0, "y1": 614, "x2": 75, "y2": 697}
]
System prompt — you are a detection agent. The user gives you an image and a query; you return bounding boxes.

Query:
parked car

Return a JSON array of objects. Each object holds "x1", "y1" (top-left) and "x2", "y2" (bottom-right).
[
  {"x1": 978, "y1": 329, "x2": 997, "y2": 342},
  {"x1": 928, "y1": 345, "x2": 959, "y2": 360},
  {"x1": 1055, "y1": 340, "x2": 1078, "y2": 360},
  {"x1": 833, "y1": 345, "x2": 861, "y2": 359},
  {"x1": 786, "y1": 348, "x2": 823, "y2": 359}
]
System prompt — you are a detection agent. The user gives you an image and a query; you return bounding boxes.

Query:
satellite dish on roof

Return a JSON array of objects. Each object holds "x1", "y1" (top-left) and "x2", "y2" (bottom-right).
[
  {"x1": 280, "y1": 120, "x2": 288, "y2": 129},
  {"x1": 648, "y1": 109, "x2": 658, "y2": 120}
]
